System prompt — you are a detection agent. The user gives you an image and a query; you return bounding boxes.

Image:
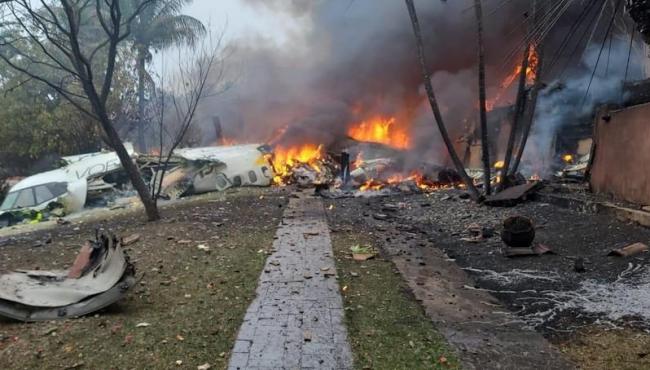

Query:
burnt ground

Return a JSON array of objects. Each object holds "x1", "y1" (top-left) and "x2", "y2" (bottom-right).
[
  {"x1": 326, "y1": 188, "x2": 650, "y2": 368},
  {"x1": 0, "y1": 189, "x2": 288, "y2": 369}
]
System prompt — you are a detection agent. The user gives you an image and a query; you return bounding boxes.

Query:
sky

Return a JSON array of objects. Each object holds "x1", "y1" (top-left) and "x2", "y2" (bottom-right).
[
  {"x1": 153, "y1": 0, "x2": 310, "y2": 74},
  {"x1": 184, "y1": 0, "x2": 308, "y2": 46}
]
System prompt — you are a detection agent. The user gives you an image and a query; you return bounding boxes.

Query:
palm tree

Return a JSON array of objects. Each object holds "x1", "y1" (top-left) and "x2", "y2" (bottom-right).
[{"x1": 129, "y1": 0, "x2": 206, "y2": 152}]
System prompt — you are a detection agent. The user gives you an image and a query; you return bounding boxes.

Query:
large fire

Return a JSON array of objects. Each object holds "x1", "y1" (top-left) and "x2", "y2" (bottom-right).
[
  {"x1": 268, "y1": 144, "x2": 324, "y2": 184},
  {"x1": 486, "y1": 46, "x2": 539, "y2": 111},
  {"x1": 358, "y1": 171, "x2": 451, "y2": 192},
  {"x1": 348, "y1": 116, "x2": 410, "y2": 149}
]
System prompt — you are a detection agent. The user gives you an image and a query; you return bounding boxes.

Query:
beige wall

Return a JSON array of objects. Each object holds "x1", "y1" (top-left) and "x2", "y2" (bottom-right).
[{"x1": 591, "y1": 103, "x2": 650, "y2": 206}]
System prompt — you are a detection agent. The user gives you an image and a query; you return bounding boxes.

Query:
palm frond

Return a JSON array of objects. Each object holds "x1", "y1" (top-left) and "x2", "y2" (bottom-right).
[{"x1": 144, "y1": 14, "x2": 207, "y2": 50}]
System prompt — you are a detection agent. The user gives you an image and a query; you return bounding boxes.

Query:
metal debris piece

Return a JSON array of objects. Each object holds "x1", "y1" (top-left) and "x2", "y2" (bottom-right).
[
  {"x1": 484, "y1": 182, "x2": 541, "y2": 207},
  {"x1": 574, "y1": 258, "x2": 586, "y2": 273},
  {"x1": 0, "y1": 233, "x2": 136, "y2": 322},
  {"x1": 608, "y1": 242, "x2": 649, "y2": 257},
  {"x1": 506, "y1": 244, "x2": 555, "y2": 258}
]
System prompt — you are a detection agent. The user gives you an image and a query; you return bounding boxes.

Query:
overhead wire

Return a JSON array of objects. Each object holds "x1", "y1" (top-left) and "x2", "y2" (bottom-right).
[
  {"x1": 623, "y1": 27, "x2": 636, "y2": 86},
  {"x1": 545, "y1": 0, "x2": 600, "y2": 74},
  {"x1": 558, "y1": 0, "x2": 607, "y2": 78},
  {"x1": 581, "y1": 0, "x2": 623, "y2": 106}
]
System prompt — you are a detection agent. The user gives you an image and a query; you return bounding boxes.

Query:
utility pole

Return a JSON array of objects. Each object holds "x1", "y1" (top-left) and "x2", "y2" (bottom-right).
[{"x1": 475, "y1": 0, "x2": 491, "y2": 195}]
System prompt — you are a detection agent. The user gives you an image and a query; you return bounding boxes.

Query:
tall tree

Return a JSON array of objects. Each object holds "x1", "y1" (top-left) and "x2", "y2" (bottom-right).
[
  {"x1": 404, "y1": 0, "x2": 481, "y2": 201},
  {"x1": 127, "y1": 0, "x2": 206, "y2": 152},
  {"x1": 0, "y1": 0, "x2": 162, "y2": 221},
  {"x1": 474, "y1": 0, "x2": 491, "y2": 196}
]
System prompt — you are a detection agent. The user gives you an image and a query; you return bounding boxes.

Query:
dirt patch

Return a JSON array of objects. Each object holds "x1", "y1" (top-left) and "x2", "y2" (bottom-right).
[
  {"x1": 329, "y1": 227, "x2": 459, "y2": 369},
  {"x1": 559, "y1": 327, "x2": 650, "y2": 370},
  {"x1": 0, "y1": 189, "x2": 287, "y2": 369}
]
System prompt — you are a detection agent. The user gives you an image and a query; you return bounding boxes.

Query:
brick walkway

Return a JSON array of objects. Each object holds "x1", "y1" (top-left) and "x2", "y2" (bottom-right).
[{"x1": 228, "y1": 194, "x2": 353, "y2": 370}]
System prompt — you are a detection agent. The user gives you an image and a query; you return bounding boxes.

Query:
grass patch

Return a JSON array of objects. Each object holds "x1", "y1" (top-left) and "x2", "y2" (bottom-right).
[
  {"x1": 559, "y1": 327, "x2": 650, "y2": 370},
  {"x1": 331, "y1": 231, "x2": 459, "y2": 370},
  {"x1": 0, "y1": 192, "x2": 285, "y2": 369}
]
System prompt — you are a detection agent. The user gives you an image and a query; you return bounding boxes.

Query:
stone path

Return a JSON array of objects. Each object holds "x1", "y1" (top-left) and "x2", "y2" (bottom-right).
[{"x1": 228, "y1": 194, "x2": 353, "y2": 370}]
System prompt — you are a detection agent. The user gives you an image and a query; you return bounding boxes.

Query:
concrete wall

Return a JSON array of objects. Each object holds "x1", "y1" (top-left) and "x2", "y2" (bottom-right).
[{"x1": 590, "y1": 103, "x2": 650, "y2": 206}]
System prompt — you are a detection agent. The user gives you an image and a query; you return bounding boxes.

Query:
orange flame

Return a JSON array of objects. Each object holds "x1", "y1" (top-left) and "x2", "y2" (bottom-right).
[
  {"x1": 358, "y1": 171, "x2": 453, "y2": 192},
  {"x1": 360, "y1": 179, "x2": 384, "y2": 191},
  {"x1": 486, "y1": 46, "x2": 539, "y2": 111},
  {"x1": 268, "y1": 144, "x2": 324, "y2": 185},
  {"x1": 348, "y1": 116, "x2": 410, "y2": 149}
]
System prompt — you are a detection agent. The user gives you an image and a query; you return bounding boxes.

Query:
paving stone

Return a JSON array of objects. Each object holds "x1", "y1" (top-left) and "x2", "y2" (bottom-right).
[{"x1": 229, "y1": 194, "x2": 353, "y2": 369}]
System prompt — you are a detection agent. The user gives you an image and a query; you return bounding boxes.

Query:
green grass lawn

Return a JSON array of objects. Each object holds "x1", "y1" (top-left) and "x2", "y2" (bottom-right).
[
  {"x1": 0, "y1": 191, "x2": 284, "y2": 369},
  {"x1": 331, "y1": 231, "x2": 459, "y2": 370}
]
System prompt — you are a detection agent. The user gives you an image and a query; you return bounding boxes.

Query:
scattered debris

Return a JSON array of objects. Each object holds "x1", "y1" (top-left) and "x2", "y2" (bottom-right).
[
  {"x1": 556, "y1": 153, "x2": 589, "y2": 180},
  {"x1": 0, "y1": 233, "x2": 136, "y2": 321},
  {"x1": 609, "y1": 242, "x2": 649, "y2": 257},
  {"x1": 461, "y1": 223, "x2": 494, "y2": 242}
]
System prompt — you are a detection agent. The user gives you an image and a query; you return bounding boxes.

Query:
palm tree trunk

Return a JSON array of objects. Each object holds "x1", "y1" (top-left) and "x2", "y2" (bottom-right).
[
  {"x1": 510, "y1": 48, "x2": 544, "y2": 176},
  {"x1": 136, "y1": 46, "x2": 147, "y2": 153},
  {"x1": 474, "y1": 0, "x2": 491, "y2": 196},
  {"x1": 405, "y1": 0, "x2": 481, "y2": 201},
  {"x1": 500, "y1": 43, "x2": 530, "y2": 189},
  {"x1": 510, "y1": 0, "x2": 544, "y2": 176}
]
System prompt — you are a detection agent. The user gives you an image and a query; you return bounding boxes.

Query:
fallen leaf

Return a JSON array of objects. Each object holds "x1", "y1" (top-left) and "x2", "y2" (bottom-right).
[{"x1": 110, "y1": 323, "x2": 123, "y2": 335}]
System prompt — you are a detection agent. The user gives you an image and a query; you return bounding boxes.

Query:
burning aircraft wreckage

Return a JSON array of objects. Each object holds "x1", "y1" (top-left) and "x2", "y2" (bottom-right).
[
  {"x1": 0, "y1": 115, "x2": 513, "y2": 231},
  {"x1": 3, "y1": 0, "x2": 650, "y2": 327}
]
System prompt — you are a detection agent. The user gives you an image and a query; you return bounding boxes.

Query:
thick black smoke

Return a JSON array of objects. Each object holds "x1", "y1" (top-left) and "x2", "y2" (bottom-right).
[{"x1": 195, "y1": 0, "x2": 630, "y2": 171}]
